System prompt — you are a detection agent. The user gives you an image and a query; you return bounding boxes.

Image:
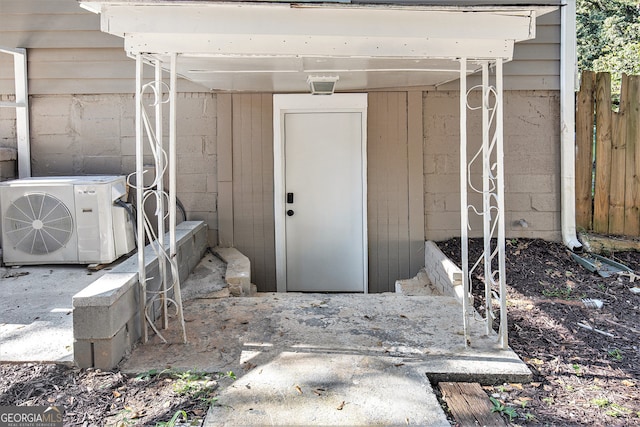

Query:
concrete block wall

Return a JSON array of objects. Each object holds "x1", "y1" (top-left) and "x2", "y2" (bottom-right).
[
  {"x1": 72, "y1": 221, "x2": 208, "y2": 369},
  {"x1": 0, "y1": 147, "x2": 17, "y2": 181},
  {"x1": 1, "y1": 93, "x2": 219, "y2": 247},
  {"x1": 423, "y1": 90, "x2": 562, "y2": 242},
  {"x1": 0, "y1": 95, "x2": 18, "y2": 182},
  {"x1": 423, "y1": 241, "x2": 464, "y2": 302}
]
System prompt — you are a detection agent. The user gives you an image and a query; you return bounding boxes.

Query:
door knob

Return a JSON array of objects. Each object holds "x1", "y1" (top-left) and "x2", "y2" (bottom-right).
[{"x1": 287, "y1": 210, "x2": 294, "y2": 216}]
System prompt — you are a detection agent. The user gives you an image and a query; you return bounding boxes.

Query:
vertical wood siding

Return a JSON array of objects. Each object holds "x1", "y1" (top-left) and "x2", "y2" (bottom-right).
[
  {"x1": 222, "y1": 91, "x2": 424, "y2": 293},
  {"x1": 367, "y1": 92, "x2": 424, "y2": 292},
  {"x1": 231, "y1": 94, "x2": 277, "y2": 292}
]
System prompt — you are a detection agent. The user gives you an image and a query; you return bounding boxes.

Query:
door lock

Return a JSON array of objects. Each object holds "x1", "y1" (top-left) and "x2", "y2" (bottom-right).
[
  {"x1": 287, "y1": 210, "x2": 294, "y2": 216},
  {"x1": 287, "y1": 193, "x2": 294, "y2": 204}
]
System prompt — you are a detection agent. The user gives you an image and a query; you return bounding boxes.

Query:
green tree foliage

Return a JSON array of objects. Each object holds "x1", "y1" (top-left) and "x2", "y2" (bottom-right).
[
  {"x1": 577, "y1": 0, "x2": 640, "y2": 99},
  {"x1": 577, "y1": 0, "x2": 640, "y2": 74}
]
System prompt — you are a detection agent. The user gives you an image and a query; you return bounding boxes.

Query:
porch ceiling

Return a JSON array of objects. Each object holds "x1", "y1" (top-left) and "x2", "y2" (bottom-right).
[{"x1": 81, "y1": 1, "x2": 556, "y2": 92}]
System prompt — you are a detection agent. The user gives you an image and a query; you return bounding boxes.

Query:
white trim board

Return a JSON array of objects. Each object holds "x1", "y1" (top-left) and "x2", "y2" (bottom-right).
[{"x1": 273, "y1": 94, "x2": 368, "y2": 293}]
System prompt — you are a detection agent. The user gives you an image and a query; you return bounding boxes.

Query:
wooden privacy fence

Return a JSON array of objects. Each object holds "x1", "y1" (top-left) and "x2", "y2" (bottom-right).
[{"x1": 575, "y1": 71, "x2": 640, "y2": 236}]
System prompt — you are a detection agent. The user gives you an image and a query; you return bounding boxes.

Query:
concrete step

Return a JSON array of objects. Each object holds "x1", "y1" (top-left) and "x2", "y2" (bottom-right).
[{"x1": 204, "y1": 352, "x2": 450, "y2": 426}]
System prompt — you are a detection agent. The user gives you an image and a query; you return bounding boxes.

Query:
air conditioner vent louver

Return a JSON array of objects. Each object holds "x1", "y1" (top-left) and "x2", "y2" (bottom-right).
[{"x1": 4, "y1": 192, "x2": 74, "y2": 255}]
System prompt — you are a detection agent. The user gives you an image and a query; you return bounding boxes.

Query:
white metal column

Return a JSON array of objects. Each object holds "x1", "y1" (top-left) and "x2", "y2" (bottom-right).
[
  {"x1": 460, "y1": 58, "x2": 508, "y2": 349},
  {"x1": 0, "y1": 47, "x2": 30, "y2": 178},
  {"x1": 459, "y1": 58, "x2": 471, "y2": 345},
  {"x1": 132, "y1": 53, "x2": 186, "y2": 344}
]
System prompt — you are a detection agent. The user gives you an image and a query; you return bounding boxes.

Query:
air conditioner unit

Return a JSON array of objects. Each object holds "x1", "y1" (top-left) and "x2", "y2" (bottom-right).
[{"x1": 0, "y1": 176, "x2": 135, "y2": 266}]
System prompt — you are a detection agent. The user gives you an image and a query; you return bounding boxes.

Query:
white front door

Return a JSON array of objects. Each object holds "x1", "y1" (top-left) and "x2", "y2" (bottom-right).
[{"x1": 274, "y1": 94, "x2": 367, "y2": 292}]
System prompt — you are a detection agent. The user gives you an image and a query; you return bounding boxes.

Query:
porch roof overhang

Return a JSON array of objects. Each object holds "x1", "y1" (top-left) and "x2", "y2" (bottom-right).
[{"x1": 80, "y1": 0, "x2": 558, "y2": 91}]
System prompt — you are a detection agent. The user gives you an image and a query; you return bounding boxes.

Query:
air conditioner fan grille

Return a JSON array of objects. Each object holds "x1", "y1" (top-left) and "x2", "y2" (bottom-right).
[{"x1": 4, "y1": 192, "x2": 74, "y2": 255}]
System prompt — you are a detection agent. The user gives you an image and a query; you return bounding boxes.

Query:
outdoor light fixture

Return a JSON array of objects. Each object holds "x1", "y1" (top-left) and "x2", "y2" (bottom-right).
[{"x1": 307, "y1": 75, "x2": 339, "y2": 95}]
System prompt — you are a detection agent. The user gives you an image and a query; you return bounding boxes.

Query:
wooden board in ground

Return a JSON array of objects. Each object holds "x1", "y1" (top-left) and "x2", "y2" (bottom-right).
[
  {"x1": 579, "y1": 232, "x2": 640, "y2": 254},
  {"x1": 439, "y1": 382, "x2": 508, "y2": 427}
]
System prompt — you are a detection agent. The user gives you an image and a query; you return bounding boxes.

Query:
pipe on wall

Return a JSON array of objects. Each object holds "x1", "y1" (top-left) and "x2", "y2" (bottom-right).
[{"x1": 560, "y1": 0, "x2": 582, "y2": 251}]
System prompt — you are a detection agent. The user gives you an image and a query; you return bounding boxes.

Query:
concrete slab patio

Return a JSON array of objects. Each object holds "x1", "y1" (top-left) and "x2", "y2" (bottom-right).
[
  {"x1": 1, "y1": 248, "x2": 531, "y2": 426},
  {"x1": 120, "y1": 292, "x2": 531, "y2": 426},
  {"x1": 0, "y1": 265, "x2": 108, "y2": 363}
]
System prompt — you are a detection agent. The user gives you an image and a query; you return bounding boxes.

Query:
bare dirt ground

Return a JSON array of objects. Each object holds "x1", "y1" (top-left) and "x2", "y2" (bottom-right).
[
  {"x1": 438, "y1": 238, "x2": 640, "y2": 426},
  {"x1": 1, "y1": 237, "x2": 639, "y2": 426}
]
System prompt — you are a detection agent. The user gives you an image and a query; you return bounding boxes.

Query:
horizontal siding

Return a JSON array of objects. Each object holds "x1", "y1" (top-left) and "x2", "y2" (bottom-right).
[
  {"x1": 438, "y1": 9, "x2": 561, "y2": 91},
  {"x1": 0, "y1": 31, "x2": 123, "y2": 49},
  {"x1": 0, "y1": 49, "x2": 207, "y2": 94},
  {"x1": 0, "y1": 0, "x2": 207, "y2": 94},
  {"x1": 1, "y1": 0, "x2": 93, "y2": 13},
  {"x1": 0, "y1": 14, "x2": 103, "y2": 32},
  {"x1": 0, "y1": 0, "x2": 128, "y2": 94},
  {"x1": 0, "y1": 0, "x2": 122, "y2": 49},
  {"x1": 0, "y1": 46, "x2": 209, "y2": 95}
]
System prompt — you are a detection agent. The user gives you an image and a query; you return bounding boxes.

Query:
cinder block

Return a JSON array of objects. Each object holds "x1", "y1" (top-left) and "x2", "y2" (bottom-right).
[
  {"x1": 0, "y1": 160, "x2": 16, "y2": 180},
  {"x1": 506, "y1": 174, "x2": 556, "y2": 194},
  {"x1": 31, "y1": 115, "x2": 70, "y2": 136},
  {"x1": 31, "y1": 134, "x2": 77, "y2": 154},
  {"x1": 507, "y1": 211, "x2": 559, "y2": 232},
  {"x1": 177, "y1": 174, "x2": 207, "y2": 193},
  {"x1": 506, "y1": 193, "x2": 532, "y2": 211},
  {"x1": 31, "y1": 153, "x2": 79, "y2": 175},
  {"x1": 423, "y1": 241, "x2": 464, "y2": 302},
  {"x1": 531, "y1": 193, "x2": 559, "y2": 212},
  {"x1": 73, "y1": 339, "x2": 93, "y2": 369},
  {"x1": 82, "y1": 156, "x2": 122, "y2": 175},
  {"x1": 180, "y1": 117, "x2": 216, "y2": 136},
  {"x1": 426, "y1": 211, "x2": 459, "y2": 232},
  {"x1": 214, "y1": 246, "x2": 251, "y2": 296},
  {"x1": 178, "y1": 191, "x2": 217, "y2": 212},
  {"x1": 92, "y1": 321, "x2": 134, "y2": 370},
  {"x1": 73, "y1": 314, "x2": 139, "y2": 370},
  {"x1": 424, "y1": 174, "x2": 459, "y2": 194},
  {"x1": 176, "y1": 98, "x2": 207, "y2": 118},
  {"x1": 121, "y1": 117, "x2": 136, "y2": 137},
  {"x1": 176, "y1": 154, "x2": 214, "y2": 176},
  {"x1": 73, "y1": 282, "x2": 137, "y2": 340},
  {"x1": 31, "y1": 96, "x2": 71, "y2": 117},
  {"x1": 178, "y1": 135, "x2": 206, "y2": 154},
  {"x1": 0, "y1": 147, "x2": 16, "y2": 162},
  {"x1": 82, "y1": 137, "x2": 122, "y2": 156},
  {"x1": 505, "y1": 153, "x2": 557, "y2": 175}
]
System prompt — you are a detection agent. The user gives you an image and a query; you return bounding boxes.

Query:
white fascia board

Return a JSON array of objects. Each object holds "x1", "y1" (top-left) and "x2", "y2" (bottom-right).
[
  {"x1": 102, "y1": 3, "x2": 535, "y2": 41},
  {"x1": 126, "y1": 33, "x2": 514, "y2": 59}
]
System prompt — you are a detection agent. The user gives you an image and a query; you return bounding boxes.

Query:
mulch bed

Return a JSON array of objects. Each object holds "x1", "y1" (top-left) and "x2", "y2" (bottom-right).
[
  {"x1": 1, "y1": 237, "x2": 639, "y2": 426},
  {"x1": 438, "y1": 238, "x2": 640, "y2": 426},
  {"x1": 0, "y1": 364, "x2": 233, "y2": 426}
]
